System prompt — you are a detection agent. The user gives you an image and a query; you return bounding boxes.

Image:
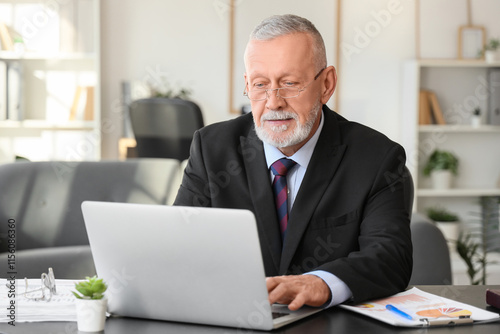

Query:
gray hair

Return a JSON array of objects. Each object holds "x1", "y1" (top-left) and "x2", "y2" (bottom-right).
[{"x1": 248, "y1": 14, "x2": 327, "y2": 70}]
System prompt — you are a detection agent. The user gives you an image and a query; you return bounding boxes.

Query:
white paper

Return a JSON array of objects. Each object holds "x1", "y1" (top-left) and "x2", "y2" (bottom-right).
[
  {"x1": 0, "y1": 278, "x2": 81, "y2": 323},
  {"x1": 340, "y1": 287, "x2": 500, "y2": 327}
]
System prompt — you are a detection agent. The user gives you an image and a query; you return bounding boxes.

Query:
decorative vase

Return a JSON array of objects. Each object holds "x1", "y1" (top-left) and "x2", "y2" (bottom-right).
[
  {"x1": 435, "y1": 221, "x2": 460, "y2": 250},
  {"x1": 75, "y1": 298, "x2": 107, "y2": 332},
  {"x1": 430, "y1": 170, "x2": 453, "y2": 189}
]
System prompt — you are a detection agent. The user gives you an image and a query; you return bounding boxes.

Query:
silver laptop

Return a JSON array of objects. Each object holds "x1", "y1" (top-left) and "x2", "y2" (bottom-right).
[{"x1": 81, "y1": 201, "x2": 323, "y2": 330}]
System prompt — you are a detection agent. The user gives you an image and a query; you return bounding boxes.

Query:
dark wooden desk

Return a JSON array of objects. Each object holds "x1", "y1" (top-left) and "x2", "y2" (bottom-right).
[{"x1": 4, "y1": 285, "x2": 500, "y2": 334}]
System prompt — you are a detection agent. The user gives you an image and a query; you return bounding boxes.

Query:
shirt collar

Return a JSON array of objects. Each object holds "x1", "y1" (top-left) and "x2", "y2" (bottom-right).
[{"x1": 264, "y1": 109, "x2": 325, "y2": 169}]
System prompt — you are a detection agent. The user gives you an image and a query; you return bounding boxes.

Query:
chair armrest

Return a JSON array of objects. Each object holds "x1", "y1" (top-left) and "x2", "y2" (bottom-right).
[{"x1": 0, "y1": 245, "x2": 95, "y2": 279}]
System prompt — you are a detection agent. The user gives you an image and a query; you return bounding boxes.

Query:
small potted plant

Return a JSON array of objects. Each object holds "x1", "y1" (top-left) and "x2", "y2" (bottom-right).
[
  {"x1": 423, "y1": 150, "x2": 459, "y2": 189},
  {"x1": 427, "y1": 206, "x2": 460, "y2": 248},
  {"x1": 480, "y1": 38, "x2": 500, "y2": 63},
  {"x1": 73, "y1": 276, "x2": 108, "y2": 332},
  {"x1": 471, "y1": 107, "x2": 481, "y2": 128},
  {"x1": 147, "y1": 76, "x2": 193, "y2": 100}
]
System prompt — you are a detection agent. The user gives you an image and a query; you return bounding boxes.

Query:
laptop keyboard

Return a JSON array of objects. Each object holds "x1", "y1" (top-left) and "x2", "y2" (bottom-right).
[{"x1": 272, "y1": 312, "x2": 290, "y2": 319}]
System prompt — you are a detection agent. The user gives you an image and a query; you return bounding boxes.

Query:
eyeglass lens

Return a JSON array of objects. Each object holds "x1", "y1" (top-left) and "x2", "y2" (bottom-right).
[{"x1": 248, "y1": 87, "x2": 299, "y2": 101}]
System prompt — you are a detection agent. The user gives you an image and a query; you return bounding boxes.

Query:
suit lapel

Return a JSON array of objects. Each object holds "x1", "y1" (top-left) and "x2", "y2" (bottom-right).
[
  {"x1": 240, "y1": 131, "x2": 282, "y2": 275},
  {"x1": 279, "y1": 108, "x2": 347, "y2": 274}
]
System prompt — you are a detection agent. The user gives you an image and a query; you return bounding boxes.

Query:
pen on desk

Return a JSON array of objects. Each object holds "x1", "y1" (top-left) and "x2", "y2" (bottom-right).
[{"x1": 386, "y1": 304, "x2": 413, "y2": 320}]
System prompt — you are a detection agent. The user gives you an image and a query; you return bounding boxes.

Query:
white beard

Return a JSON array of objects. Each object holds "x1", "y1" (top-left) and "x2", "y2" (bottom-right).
[{"x1": 254, "y1": 99, "x2": 321, "y2": 148}]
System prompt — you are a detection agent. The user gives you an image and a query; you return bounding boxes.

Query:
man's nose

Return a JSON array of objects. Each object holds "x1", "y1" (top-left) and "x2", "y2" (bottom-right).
[{"x1": 266, "y1": 88, "x2": 286, "y2": 110}]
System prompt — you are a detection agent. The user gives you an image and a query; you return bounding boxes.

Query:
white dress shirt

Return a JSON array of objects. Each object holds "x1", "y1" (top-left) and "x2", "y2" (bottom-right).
[{"x1": 263, "y1": 110, "x2": 353, "y2": 307}]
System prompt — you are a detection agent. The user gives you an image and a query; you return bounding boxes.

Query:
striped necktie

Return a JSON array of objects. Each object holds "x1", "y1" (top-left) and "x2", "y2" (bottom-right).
[{"x1": 270, "y1": 158, "x2": 297, "y2": 239}]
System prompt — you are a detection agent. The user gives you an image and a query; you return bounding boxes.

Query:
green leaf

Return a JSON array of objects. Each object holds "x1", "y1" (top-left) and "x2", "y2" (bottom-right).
[
  {"x1": 72, "y1": 291, "x2": 83, "y2": 299},
  {"x1": 426, "y1": 206, "x2": 459, "y2": 222},
  {"x1": 423, "y1": 150, "x2": 459, "y2": 176},
  {"x1": 73, "y1": 276, "x2": 107, "y2": 300},
  {"x1": 75, "y1": 285, "x2": 92, "y2": 297}
]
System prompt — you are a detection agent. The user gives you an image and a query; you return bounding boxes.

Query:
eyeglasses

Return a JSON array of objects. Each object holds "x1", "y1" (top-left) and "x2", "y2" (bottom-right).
[
  {"x1": 21, "y1": 268, "x2": 57, "y2": 301},
  {"x1": 244, "y1": 68, "x2": 325, "y2": 101}
]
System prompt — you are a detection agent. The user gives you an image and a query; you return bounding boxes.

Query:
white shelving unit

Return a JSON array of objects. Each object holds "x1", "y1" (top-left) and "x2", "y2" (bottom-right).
[
  {"x1": 402, "y1": 59, "x2": 500, "y2": 284},
  {"x1": 402, "y1": 59, "x2": 500, "y2": 210},
  {"x1": 0, "y1": 0, "x2": 100, "y2": 161}
]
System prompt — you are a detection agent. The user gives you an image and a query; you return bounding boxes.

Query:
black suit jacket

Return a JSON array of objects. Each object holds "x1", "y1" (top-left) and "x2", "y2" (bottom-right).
[{"x1": 174, "y1": 106, "x2": 412, "y2": 303}]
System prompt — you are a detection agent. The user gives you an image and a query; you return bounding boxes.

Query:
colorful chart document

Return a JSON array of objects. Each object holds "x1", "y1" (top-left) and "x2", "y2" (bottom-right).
[{"x1": 340, "y1": 287, "x2": 500, "y2": 327}]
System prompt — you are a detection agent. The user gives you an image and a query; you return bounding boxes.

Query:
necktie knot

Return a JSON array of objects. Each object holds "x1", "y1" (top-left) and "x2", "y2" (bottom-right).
[{"x1": 271, "y1": 158, "x2": 297, "y2": 177}]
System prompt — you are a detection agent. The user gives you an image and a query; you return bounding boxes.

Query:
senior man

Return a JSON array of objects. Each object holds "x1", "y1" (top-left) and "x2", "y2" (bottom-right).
[{"x1": 175, "y1": 14, "x2": 412, "y2": 310}]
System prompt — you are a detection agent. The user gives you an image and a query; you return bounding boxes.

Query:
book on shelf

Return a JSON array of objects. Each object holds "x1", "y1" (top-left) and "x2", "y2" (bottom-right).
[
  {"x1": 427, "y1": 91, "x2": 446, "y2": 125},
  {"x1": 0, "y1": 60, "x2": 6, "y2": 120},
  {"x1": 418, "y1": 90, "x2": 432, "y2": 125},
  {"x1": 69, "y1": 86, "x2": 94, "y2": 121},
  {"x1": 0, "y1": 22, "x2": 13, "y2": 51},
  {"x1": 84, "y1": 86, "x2": 95, "y2": 121},
  {"x1": 6, "y1": 61, "x2": 23, "y2": 121},
  {"x1": 419, "y1": 90, "x2": 446, "y2": 125},
  {"x1": 0, "y1": 22, "x2": 25, "y2": 53},
  {"x1": 488, "y1": 69, "x2": 500, "y2": 126}
]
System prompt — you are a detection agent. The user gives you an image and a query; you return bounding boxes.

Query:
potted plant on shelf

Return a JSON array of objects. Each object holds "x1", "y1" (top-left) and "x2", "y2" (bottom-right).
[
  {"x1": 73, "y1": 276, "x2": 108, "y2": 332},
  {"x1": 471, "y1": 107, "x2": 481, "y2": 128},
  {"x1": 427, "y1": 206, "x2": 460, "y2": 249},
  {"x1": 147, "y1": 76, "x2": 193, "y2": 100},
  {"x1": 480, "y1": 37, "x2": 500, "y2": 63},
  {"x1": 423, "y1": 150, "x2": 459, "y2": 189}
]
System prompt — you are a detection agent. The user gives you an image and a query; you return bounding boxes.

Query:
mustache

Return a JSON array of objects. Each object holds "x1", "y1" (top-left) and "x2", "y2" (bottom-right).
[{"x1": 260, "y1": 110, "x2": 298, "y2": 122}]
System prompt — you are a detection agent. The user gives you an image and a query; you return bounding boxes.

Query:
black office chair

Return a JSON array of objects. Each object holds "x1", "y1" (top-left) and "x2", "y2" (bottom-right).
[
  {"x1": 129, "y1": 98, "x2": 204, "y2": 161},
  {"x1": 402, "y1": 166, "x2": 414, "y2": 215},
  {"x1": 402, "y1": 167, "x2": 452, "y2": 285}
]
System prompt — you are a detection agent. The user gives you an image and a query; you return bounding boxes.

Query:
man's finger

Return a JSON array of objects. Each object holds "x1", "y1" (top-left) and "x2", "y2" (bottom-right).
[
  {"x1": 288, "y1": 293, "x2": 306, "y2": 311},
  {"x1": 266, "y1": 277, "x2": 280, "y2": 292},
  {"x1": 267, "y1": 280, "x2": 290, "y2": 305}
]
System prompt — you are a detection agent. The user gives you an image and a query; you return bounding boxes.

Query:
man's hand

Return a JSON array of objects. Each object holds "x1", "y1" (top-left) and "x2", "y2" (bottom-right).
[{"x1": 266, "y1": 275, "x2": 331, "y2": 311}]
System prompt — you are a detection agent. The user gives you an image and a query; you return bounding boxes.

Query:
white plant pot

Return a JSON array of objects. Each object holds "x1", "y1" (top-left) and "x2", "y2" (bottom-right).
[
  {"x1": 484, "y1": 50, "x2": 498, "y2": 63},
  {"x1": 471, "y1": 115, "x2": 481, "y2": 128},
  {"x1": 435, "y1": 221, "x2": 460, "y2": 249},
  {"x1": 75, "y1": 298, "x2": 107, "y2": 332},
  {"x1": 431, "y1": 170, "x2": 453, "y2": 189}
]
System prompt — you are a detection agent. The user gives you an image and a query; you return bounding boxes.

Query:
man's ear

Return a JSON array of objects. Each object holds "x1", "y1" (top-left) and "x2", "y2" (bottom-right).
[
  {"x1": 244, "y1": 72, "x2": 249, "y2": 93},
  {"x1": 320, "y1": 66, "x2": 337, "y2": 105}
]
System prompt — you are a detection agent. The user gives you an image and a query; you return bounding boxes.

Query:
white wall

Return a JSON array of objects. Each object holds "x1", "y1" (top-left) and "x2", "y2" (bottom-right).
[
  {"x1": 101, "y1": 0, "x2": 230, "y2": 159},
  {"x1": 339, "y1": 0, "x2": 415, "y2": 142},
  {"x1": 100, "y1": 0, "x2": 500, "y2": 159}
]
